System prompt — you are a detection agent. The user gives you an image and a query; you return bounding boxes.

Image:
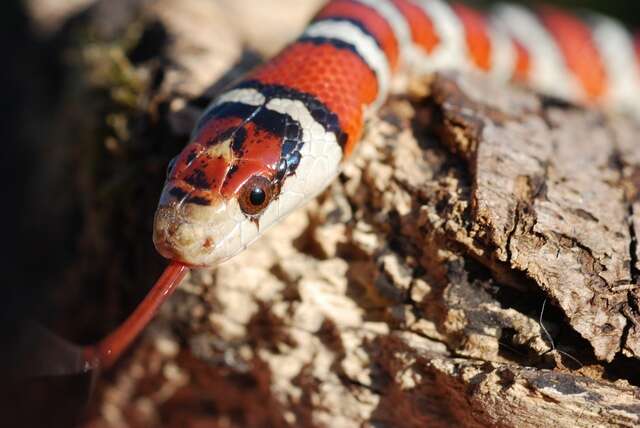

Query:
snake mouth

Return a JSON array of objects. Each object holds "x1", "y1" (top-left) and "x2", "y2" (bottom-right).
[
  {"x1": 153, "y1": 203, "x2": 237, "y2": 267},
  {"x1": 153, "y1": 203, "x2": 202, "y2": 265},
  {"x1": 152, "y1": 181, "x2": 253, "y2": 267}
]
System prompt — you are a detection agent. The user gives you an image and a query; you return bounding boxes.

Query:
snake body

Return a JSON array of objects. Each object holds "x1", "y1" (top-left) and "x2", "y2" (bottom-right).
[{"x1": 153, "y1": 0, "x2": 640, "y2": 267}]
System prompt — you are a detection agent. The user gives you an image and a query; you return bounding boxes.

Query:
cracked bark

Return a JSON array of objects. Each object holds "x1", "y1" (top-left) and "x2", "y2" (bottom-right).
[{"x1": 32, "y1": 0, "x2": 640, "y2": 426}]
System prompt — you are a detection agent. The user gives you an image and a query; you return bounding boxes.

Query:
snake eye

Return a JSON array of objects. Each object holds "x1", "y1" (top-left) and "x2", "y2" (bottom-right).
[{"x1": 239, "y1": 176, "x2": 273, "y2": 216}]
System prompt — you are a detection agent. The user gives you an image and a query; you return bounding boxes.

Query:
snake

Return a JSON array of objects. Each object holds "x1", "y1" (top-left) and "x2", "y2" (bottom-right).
[{"x1": 69, "y1": 0, "x2": 640, "y2": 371}]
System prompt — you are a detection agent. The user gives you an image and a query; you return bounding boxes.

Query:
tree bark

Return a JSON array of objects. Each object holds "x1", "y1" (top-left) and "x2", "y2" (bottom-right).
[{"x1": 26, "y1": 0, "x2": 640, "y2": 426}]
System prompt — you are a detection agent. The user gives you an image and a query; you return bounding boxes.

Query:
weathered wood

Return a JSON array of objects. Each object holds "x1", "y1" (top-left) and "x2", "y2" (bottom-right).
[{"x1": 33, "y1": 0, "x2": 640, "y2": 426}]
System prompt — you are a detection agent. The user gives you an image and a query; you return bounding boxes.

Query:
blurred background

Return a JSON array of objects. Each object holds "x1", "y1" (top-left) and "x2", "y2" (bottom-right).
[{"x1": 1, "y1": 0, "x2": 639, "y2": 426}]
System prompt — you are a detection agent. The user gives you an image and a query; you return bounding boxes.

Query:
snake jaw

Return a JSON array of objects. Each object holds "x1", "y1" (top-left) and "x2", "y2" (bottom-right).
[
  {"x1": 153, "y1": 197, "x2": 248, "y2": 267},
  {"x1": 153, "y1": 204, "x2": 204, "y2": 266}
]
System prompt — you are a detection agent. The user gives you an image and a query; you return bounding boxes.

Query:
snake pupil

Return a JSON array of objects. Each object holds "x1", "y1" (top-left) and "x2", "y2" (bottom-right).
[{"x1": 250, "y1": 187, "x2": 266, "y2": 206}]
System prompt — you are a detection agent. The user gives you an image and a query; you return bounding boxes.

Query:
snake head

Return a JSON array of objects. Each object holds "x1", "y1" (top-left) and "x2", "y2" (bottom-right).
[
  {"x1": 153, "y1": 93, "x2": 343, "y2": 267},
  {"x1": 153, "y1": 102, "x2": 284, "y2": 266}
]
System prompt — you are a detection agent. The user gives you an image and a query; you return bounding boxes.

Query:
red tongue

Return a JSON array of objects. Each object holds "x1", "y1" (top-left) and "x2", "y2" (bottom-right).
[
  {"x1": 83, "y1": 261, "x2": 189, "y2": 371},
  {"x1": 2, "y1": 261, "x2": 187, "y2": 379}
]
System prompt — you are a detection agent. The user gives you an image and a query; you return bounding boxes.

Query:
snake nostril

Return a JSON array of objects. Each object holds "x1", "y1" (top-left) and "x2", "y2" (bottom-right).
[{"x1": 203, "y1": 238, "x2": 214, "y2": 249}]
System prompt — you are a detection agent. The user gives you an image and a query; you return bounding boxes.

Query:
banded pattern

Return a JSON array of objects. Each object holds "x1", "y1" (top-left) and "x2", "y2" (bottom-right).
[{"x1": 154, "y1": 0, "x2": 640, "y2": 268}]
